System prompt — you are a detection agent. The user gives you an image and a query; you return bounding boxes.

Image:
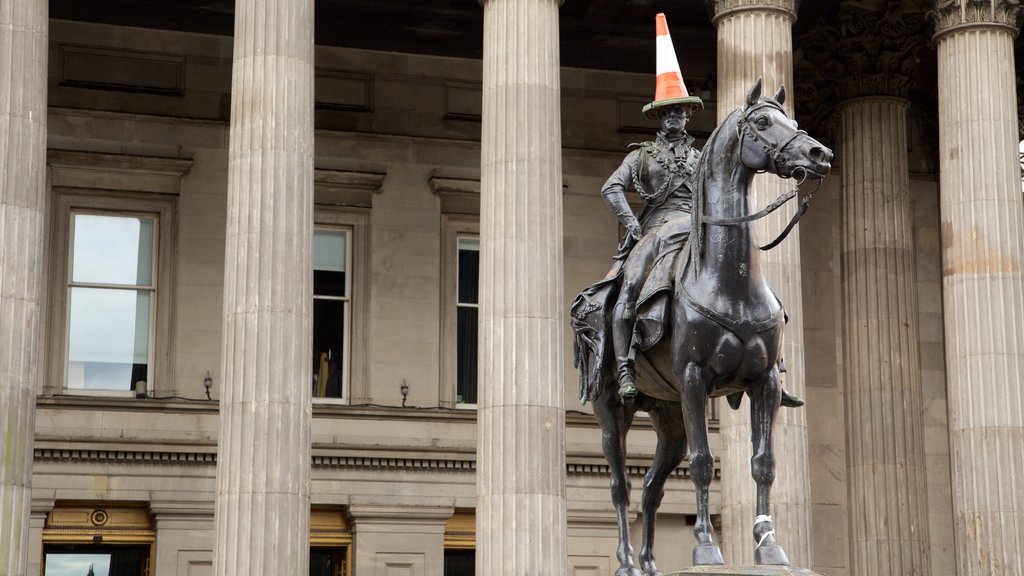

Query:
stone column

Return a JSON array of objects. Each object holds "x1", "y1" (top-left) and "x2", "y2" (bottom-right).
[
  {"x1": 213, "y1": 0, "x2": 314, "y2": 573},
  {"x1": 709, "y1": 0, "x2": 813, "y2": 566},
  {"x1": 932, "y1": 2, "x2": 1024, "y2": 574},
  {"x1": 477, "y1": 0, "x2": 567, "y2": 574},
  {"x1": 813, "y1": 6, "x2": 934, "y2": 574},
  {"x1": 839, "y1": 96, "x2": 932, "y2": 575},
  {"x1": 0, "y1": 0, "x2": 47, "y2": 573}
]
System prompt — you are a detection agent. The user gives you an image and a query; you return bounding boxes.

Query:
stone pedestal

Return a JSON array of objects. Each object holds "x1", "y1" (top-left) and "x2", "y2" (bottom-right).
[
  {"x1": 668, "y1": 566, "x2": 823, "y2": 576},
  {"x1": 213, "y1": 0, "x2": 315, "y2": 574},
  {"x1": 477, "y1": 0, "x2": 567, "y2": 574},
  {"x1": 709, "y1": 1, "x2": 812, "y2": 566},
  {"x1": 0, "y1": 0, "x2": 48, "y2": 573},
  {"x1": 932, "y1": 3, "x2": 1024, "y2": 574}
]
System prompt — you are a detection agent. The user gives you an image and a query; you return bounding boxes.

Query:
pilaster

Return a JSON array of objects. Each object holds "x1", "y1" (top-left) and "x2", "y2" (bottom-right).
[
  {"x1": 710, "y1": 0, "x2": 813, "y2": 567},
  {"x1": 478, "y1": 0, "x2": 567, "y2": 574},
  {"x1": 213, "y1": 0, "x2": 315, "y2": 574},
  {"x1": 931, "y1": 1, "x2": 1024, "y2": 573},
  {"x1": 0, "y1": 0, "x2": 48, "y2": 573}
]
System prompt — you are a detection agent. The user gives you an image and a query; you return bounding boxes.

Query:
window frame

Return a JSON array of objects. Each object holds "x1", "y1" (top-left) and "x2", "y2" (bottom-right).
[
  {"x1": 312, "y1": 207, "x2": 369, "y2": 405},
  {"x1": 440, "y1": 214, "x2": 480, "y2": 409},
  {"x1": 47, "y1": 192, "x2": 176, "y2": 398}
]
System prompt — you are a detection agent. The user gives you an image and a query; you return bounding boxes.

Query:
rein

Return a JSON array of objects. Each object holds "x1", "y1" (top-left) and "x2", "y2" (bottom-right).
[{"x1": 700, "y1": 102, "x2": 820, "y2": 251}]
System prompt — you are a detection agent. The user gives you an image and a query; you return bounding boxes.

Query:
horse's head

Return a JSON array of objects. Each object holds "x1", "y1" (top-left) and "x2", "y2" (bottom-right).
[{"x1": 736, "y1": 78, "x2": 833, "y2": 180}]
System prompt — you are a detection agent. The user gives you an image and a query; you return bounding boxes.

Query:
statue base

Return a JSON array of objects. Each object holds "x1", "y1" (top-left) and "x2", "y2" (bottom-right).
[{"x1": 666, "y1": 566, "x2": 824, "y2": 576}]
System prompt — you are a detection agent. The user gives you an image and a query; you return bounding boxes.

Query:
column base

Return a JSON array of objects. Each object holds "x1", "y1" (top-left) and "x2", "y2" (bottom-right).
[{"x1": 667, "y1": 566, "x2": 823, "y2": 576}]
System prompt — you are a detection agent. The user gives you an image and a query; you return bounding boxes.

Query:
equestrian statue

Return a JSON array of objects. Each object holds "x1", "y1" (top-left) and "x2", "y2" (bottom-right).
[{"x1": 570, "y1": 13, "x2": 833, "y2": 575}]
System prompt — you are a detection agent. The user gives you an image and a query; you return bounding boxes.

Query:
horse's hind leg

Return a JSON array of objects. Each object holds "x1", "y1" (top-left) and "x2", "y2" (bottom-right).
[
  {"x1": 638, "y1": 402, "x2": 687, "y2": 576},
  {"x1": 750, "y1": 367, "x2": 790, "y2": 565},
  {"x1": 593, "y1": 389, "x2": 643, "y2": 576},
  {"x1": 678, "y1": 362, "x2": 724, "y2": 565}
]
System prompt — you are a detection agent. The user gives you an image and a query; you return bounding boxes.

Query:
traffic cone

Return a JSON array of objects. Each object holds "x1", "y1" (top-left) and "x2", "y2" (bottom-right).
[{"x1": 642, "y1": 13, "x2": 703, "y2": 118}]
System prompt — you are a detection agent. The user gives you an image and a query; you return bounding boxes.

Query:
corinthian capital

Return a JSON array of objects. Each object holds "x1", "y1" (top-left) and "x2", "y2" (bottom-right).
[
  {"x1": 930, "y1": 0, "x2": 1023, "y2": 38},
  {"x1": 705, "y1": 0, "x2": 799, "y2": 24}
]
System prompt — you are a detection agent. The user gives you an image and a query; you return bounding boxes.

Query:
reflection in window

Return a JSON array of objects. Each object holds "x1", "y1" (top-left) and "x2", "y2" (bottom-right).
[
  {"x1": 313, "y1": 227, "x2": 351, "y2": 400},
  {"x1": 456, "y1": 237, "x2": 479, "y2": 405},
  {"x1": 43, "y1": 545, "x2": 148, "y2": 576},
  {"x1": 310, "y1": 547, "x2": 348, "y2": 576},
  {"x1": 66, "y1": 213, "x2": 156, "y2": 392}
]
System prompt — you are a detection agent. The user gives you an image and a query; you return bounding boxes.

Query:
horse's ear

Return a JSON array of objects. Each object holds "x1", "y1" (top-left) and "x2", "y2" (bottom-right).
[
  {"x1": 774, "y1": 84, "x2": 786, "y2": 106},
  {"x1": 745, "y1": 77, "x2": 763, "y2": 108}
]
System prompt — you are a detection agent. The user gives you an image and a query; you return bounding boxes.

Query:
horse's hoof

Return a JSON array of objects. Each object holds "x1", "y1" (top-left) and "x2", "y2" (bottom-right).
[
  {"x1": 615, "y1": 567, "x2": 643, "y2": 576},
  {"x1": 692, "y1": 543, "x2": 724, "y2": 565},
  {"x1": 754, "y1": 544, "x2": 790, "y2": 566}
]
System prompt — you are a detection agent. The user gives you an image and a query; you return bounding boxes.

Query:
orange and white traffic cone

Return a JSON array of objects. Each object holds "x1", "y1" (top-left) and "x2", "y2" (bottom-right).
[{"x1": 642, "y1": 13, "x2": 703, "y2": 118}]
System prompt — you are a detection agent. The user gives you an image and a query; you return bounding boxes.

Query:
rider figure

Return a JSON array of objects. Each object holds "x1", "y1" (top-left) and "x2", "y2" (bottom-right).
[{"x1": 603, "y1": 14, "x2": 803, "y2": 408}]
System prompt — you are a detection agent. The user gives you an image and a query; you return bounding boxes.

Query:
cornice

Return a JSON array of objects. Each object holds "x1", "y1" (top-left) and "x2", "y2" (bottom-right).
[
  {"x1": 706, "y1": 0, "x2": 799, "y2": 25},
  {"x1": 930, "y1": 0, "x2": 1023, "y2": 39},
  {"x1": 34, "y1": 448, "x2": 719, "y2": 478}
]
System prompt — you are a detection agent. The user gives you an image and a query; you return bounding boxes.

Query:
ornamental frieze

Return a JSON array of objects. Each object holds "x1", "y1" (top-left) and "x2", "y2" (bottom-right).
[
  {"x1": 930, "y1": 0, "x2": 1023, "y2": 36},
  {"x1": 796, "y1": 2, "x2": 927, "y2": 136}
]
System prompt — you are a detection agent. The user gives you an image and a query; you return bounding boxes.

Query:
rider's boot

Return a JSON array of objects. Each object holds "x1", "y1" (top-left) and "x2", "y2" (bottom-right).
[
  {"x1": 612, "y1": 302, "x2": 638, "y2": 400},
  {"x1": 780, "y1": 387, "x2": 804, "y2": 408}
]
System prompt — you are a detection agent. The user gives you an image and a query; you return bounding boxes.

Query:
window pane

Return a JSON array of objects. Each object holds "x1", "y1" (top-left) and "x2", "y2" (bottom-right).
[
  {"x1": 44, "y1": 546, "x2": 145, "y2": 576},
  {"x1": 444, "y1": 549, "x2": 475, "y2": 576},
  {"x1": 67, "y1": 287, "x2": 150, "y2": 391},
  {"x1": 314, "y1": 229, "x2": 348, "y2": 297},
  {"x1": 72, "y1": 214, "x2": 154, "y2": 286},
  {"x1": 457, "y1": 239, "x2": 479, "y2": 305},
  {"x1": 456, "y1": 306, "x2": 478, "y2": 404},
  {"x1": 313, "y1": 298, "x2": 346, "y2": 399}
]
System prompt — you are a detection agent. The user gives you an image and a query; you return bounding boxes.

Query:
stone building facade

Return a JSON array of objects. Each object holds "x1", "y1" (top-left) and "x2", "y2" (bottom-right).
[{"x1": 1, "y1": 1, "x2": 1021, "y2": 575}]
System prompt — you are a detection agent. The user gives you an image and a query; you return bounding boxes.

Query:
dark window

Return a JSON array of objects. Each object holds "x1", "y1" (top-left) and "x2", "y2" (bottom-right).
[
  {"x1": 444, "y1": 548, "x2": 475, "y2": 576},
  {"x1": 43, "y1": 544, "x2": 149, "y2": 576},
  {"x1": 310, "y1": 546, "x2": 347, "y2": 576},
  {"x1": 456, "y1": 237, "x2": 479, "y2": 404}
]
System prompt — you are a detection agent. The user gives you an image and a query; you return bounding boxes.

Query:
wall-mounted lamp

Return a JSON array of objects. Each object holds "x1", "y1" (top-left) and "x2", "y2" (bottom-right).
[
  {"x1": 203, "y1": 371, "x2": 214, "y2": 400},
  {"x1": 400, "y1": 379, "x2": 410, "y2": 408}
]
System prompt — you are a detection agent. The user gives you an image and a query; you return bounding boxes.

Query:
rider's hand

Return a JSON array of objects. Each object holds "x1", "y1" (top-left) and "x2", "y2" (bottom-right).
[{"x1": 626, "y1": 221, "x2": 642, "y2": 241}]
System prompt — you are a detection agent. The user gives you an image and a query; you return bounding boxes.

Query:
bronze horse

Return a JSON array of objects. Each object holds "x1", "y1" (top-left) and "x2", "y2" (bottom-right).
[{"x1": 571, "y1": 78, "x2": 833, "y2": 575}]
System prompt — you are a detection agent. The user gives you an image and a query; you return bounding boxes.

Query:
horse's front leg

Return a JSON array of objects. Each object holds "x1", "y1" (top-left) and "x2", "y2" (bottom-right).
[
  {"x1": 594, "y1": 390, "x2": 643, "y2": 576},
  {"x1": 678, "y1": 362, "x2": 724, "y2": 566},
  {"x1": 638, "y1": 403, "x2": 687, "y2": 576},
  {"x1": 750, "y1": 367, "x2": 790, "y2": 566}
]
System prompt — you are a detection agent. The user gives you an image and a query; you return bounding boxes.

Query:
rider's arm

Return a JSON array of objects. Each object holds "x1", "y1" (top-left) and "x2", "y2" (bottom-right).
[{"x1": 601, "y1": 152, "x2": 642, "y2": 239}]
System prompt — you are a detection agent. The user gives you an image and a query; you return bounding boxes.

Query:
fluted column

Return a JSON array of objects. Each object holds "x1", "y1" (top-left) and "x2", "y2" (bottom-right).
[
  {"x1": 213, "y1": 0, "x2": 314, "y2": 574},
  {"x1": 0, "y1": 0, "x2": 47, "y2": 573},
  {"x1": 710, "y1": 0, "x2": 813, "y2": 566},
  {"x1": 932, "y1": 2, "x2": 1024, "y2": 574},
  {"x1": 840, "y1": 97, "x2": 931, "y2": 575},
  {"x1": 477, "y1": 0, "x2": 567, "y2": 574}
]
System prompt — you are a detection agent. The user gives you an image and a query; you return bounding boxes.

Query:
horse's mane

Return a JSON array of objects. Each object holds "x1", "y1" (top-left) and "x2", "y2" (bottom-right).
[{"x1": 689, "y1": 105, "x2": 743, "y2": 272}]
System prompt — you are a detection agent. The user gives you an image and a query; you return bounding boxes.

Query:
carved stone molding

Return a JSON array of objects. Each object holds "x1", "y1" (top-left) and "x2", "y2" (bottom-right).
[
  {"x1": 930, "y1": 0, "x2": 1023, "y2": 38},
  {"x1": 706, "y1": 0, "x2": 798, "y2": 24},
  {"x1": 797, "y1": 2, "x2": 927, "y2": 139}
]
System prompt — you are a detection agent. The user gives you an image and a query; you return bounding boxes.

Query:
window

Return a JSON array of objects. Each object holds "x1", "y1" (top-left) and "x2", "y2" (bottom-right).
[
  {"x1": 313, "y1": 226, "x2": 352, "y2": 401},
  {"x1": 310, "y1": 208, "x2": 368, "y2": 404},
  {"x1": 310, "y1": 508, "x2": 351, "y2": 576},
  {"x1": 441, "y1": 214, "x2": 481, "y2": 408},
  {"x1": 444, "y1": 510, "x2": 475, "y2": 576},
  {"x1": 46, "y1": 151, "x2": 188, "y2": 398},
  {"x1": 64, "y1": 212, "x2": 157, "y2": 393},
  {"x1": 42, "y1": 503, "x2": 154, "y2": 576},
  {"x1": 455, "y1": 237, "x2": 479, "y2": 405}
]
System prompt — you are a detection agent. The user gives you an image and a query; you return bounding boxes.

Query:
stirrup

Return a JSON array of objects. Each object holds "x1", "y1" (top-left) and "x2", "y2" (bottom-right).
[{"x1": 619, "y1": 381, "x2": 638, "y2": 399}]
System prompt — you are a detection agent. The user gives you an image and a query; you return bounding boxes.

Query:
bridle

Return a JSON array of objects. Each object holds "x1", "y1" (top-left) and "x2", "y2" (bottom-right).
[{"x1": 701, "y1": 100, "x2": 822, "y2": 251}]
